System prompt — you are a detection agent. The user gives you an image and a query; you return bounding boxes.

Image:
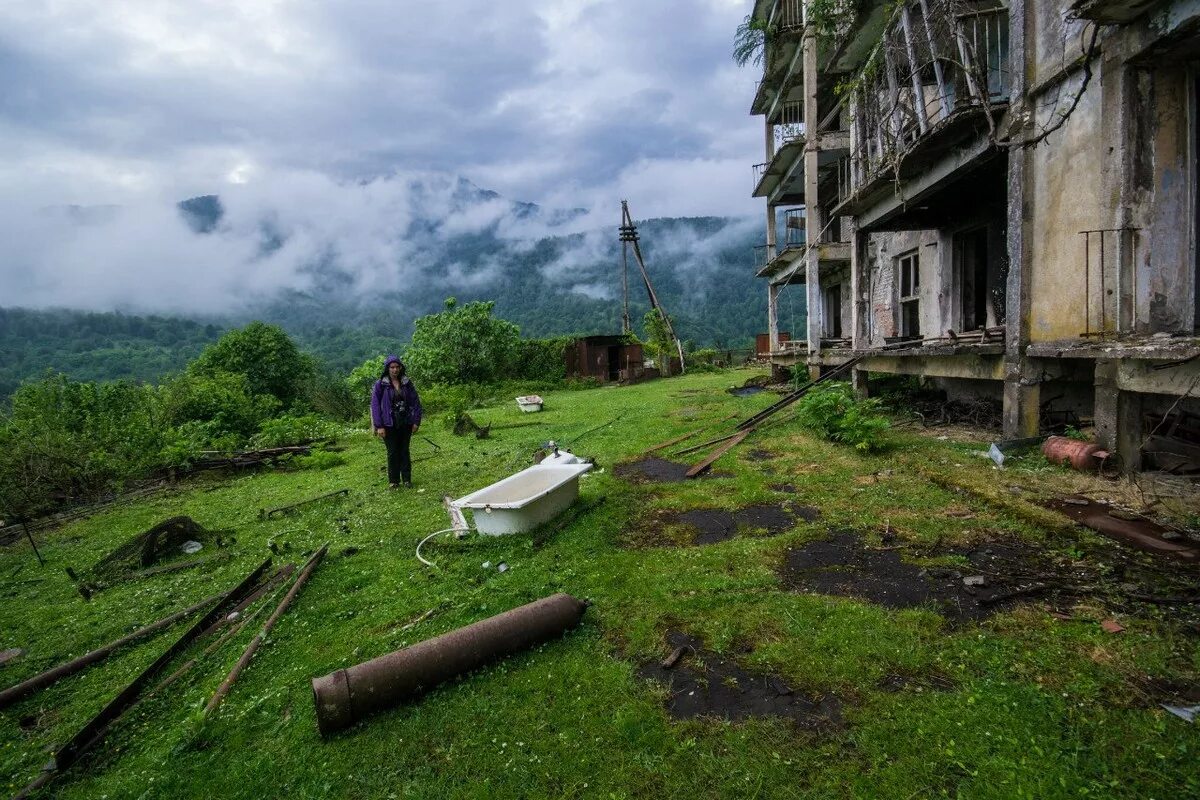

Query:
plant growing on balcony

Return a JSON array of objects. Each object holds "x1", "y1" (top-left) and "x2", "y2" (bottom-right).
[{"x1": 732, "y1": 14, "x2": 771, "y2": 68}]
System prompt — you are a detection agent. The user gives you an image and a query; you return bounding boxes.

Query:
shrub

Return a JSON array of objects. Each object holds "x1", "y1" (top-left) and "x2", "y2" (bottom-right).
[
  {"x1": 294, "y1": 450, "x2": 347, "y2": 470},
  {"x1": 404, "y1": 298, "x2": 520, "y2": 385},
  {"x1": 305, "y1": 369, "x2": 359, "y2": 421},
  {"x1": 512, "y1": 337, "x2": 570, "y2": 382},
  {"x1": 0, "y1": 376, "x2": 166, "y2": 518},
  {"x1": 252, "y1": 413, "x2": 339, "y2": 448},
  {"x1": 795, "y1": 382, "x2": 890, "y2": 451},
  {"x1": 190, "y1": 322, "x2": 314, "y2": 408},
  {"x1": 159, "y1": 371, "x2": 279, "y2": 441},
  {"x1": 346, "y1": 355, "x2": 388, "y2": 408}
]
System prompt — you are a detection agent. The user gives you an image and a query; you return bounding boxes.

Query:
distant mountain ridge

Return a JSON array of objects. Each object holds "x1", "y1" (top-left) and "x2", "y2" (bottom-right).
[{"x1": 3, "y1": 179, "x2": 805, "y2": 394}]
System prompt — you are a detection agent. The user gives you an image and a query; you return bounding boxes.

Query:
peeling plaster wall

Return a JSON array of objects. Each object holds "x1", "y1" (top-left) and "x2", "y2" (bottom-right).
[
  {"x1": 1027, "y1": 70, "x2": 1109, "y2": 341},
  {"x1": 863, "y1": 230, "x2": 939, "y2": 345},
  {"x1": 1137, "y1": 65, "x2": 1193, "y2": 332}
]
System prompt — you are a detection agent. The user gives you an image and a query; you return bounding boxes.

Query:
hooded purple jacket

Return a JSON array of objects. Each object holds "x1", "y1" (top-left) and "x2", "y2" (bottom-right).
[{"x1": 370, "y1": 356, "x2": 423, "y2": 428}]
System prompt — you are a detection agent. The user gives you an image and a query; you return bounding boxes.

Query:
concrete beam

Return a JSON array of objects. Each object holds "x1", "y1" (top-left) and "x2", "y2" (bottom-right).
[
  {"x1": 1115, "y1": 359, "x2": 1200, "y2": 395},
  {"x1": 859, "y1": 354, "x2": 1005, "y2": 380}
]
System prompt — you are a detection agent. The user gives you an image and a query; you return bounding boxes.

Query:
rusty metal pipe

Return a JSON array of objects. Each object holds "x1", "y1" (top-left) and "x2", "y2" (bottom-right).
[
  {"x1": 0, "y1": 591, "x2": 224, "y2": 709},
  {"x1": 312, "y1": 592, "x2": 587, "y2": 736},
  {"x1": 1042, "y1": 435, "x2": 1110, "y2": 471},
  {"x1": 205, "y1": 543, "x2": 328, "y2": 714}
]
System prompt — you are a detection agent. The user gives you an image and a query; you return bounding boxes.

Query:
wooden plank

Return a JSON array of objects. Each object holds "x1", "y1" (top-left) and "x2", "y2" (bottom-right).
[
  {"x1": 672, "y1": 432, "x2": 741, "y2": 457},
  {"x1": 648, "y1": 429, "x2": 700, "y2": 453},
  {"x1": 685, "y1": 431, "x2": 749, "y2": 479}
]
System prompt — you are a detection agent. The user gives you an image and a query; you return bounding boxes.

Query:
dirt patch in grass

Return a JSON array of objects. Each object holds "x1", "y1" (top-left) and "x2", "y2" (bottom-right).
[
  {"x1": 614, "y1": 457, "x2": 730, "y2": 483},
  {"x1": 744, "y1": 448, "x2": 775, "y2": 461},
  {"x1": 779, "y1": 530, "x2": 1074, "y2": 623},
  {"x1": 623, "y1": 502, "x2": 812, "y2": 548},
  {"x1": 729, "y1": 386, "x2": 765, "y2": 397},
  {"x1": 638, "y1": 631, "x2": 842, "y2": 730}
]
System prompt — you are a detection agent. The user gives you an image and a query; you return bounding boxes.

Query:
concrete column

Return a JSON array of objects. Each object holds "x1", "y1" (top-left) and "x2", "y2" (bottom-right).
[
  {"x1": 765, "y1": 119, "x2": 777, "y2": 262},
  {"x1": 1094, "y1": 359, "x2": 1144, "y2": 471},
  {"x1": 1002, "y1": 358, "x2": 1040, "y2": 438},
  {"x1": 849, "y1": 220, "x2": 865, "y2": 350},
  {"x1": 852, "y1": 367, "x2": 869, "y2": 398},
  {"x1": 802, "y1": 20, "x2": 821, "y2": 363},
  {"x1": 767, "y1": 282, "x2": 781, "y2": 352}
]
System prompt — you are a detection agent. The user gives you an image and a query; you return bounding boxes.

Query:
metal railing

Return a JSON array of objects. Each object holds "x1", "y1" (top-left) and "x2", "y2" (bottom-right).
[
  {"x1": 770, "y1": 0, "x2": 805, "y2": 32},
  {"x1": 848, "y1": 1, "x2": 1009, "y2": 193},
  {"x1": 752, "y1": 162, "x2": 768, "y2": 191},
  {"x1": 753, "y1": 244, "x2": 772, "y2": 271},
  {"x1": 783, "y1": 208, "x2": 807, "y2": 249},
  {"x1": 773, "y1": 100, "x2": 806, "y2": 149},
  {"x1": 1079, "y1": 227, "x2": 1139, "y2": 337}
]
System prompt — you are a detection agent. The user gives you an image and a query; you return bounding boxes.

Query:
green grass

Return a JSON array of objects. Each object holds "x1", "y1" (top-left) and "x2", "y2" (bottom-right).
[{"x1": 1, "y1": 370, "x2": 1197, "y2": 799}]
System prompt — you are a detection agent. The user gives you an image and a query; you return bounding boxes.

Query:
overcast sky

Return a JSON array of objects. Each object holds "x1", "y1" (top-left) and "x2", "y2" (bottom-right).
[
  {"x1": 0, "y1": 0, "x2": 763, "y2": 313},
  {"x1": 0, "y1": 0, "x2": 761, "y2": 216}
]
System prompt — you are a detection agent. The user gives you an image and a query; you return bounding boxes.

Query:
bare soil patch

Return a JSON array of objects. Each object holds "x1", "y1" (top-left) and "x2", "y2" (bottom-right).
[
  {"x1": 744, "y1": 448, "x2": 775, "y2": 461},
  {"x1": 638, "y1": 631, "x2": 842, "y2": 730},
  {"x1": 779, "y1": 530, "x2": 1075, "y2": 622},
  {"x1": 614, "y1": 457, "x2": 730, "y2": 483}
]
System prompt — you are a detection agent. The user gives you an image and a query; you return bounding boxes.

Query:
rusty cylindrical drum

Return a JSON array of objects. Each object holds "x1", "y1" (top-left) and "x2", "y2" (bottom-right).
[
  {"x1": 311, "y1": 592, "x2": 587, "y2": 736},
  {"x1": 1042, "y1": 435, "x2": 1110, "y2": 471}
]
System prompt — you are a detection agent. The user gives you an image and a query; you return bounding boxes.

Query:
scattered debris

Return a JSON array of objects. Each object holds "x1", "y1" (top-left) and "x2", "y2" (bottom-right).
[
  {"x1": 642, "y1": 429, "x2": 702, "y2": 455},
  {"x1": 260, "y1": 488, "x2": 350, "y2": 519},
  {"x1": 515, "y1": 395, "x2": 544, "y2": 412},
  {"x1": 206, "y1": 545, "x2": 328, "y2": 715},
  {"x1": 637, "y1": 631, "x2": 841, "y2": 729},
  {"x1": 452, "y1": 411, "x2": 490, "y2": 438},
  {"x1": 660, "y1": 645, "x2": 689, "y2": 670},
  {"x1": 736, "y1": 358, "x2": 861, "y2": 432},
  {"x1": 1042, "y1": 435, "x2": 1110, "y2": 471},
  {"x1": 1101, "y1": 619, "x2": 1126, "y2": 634},
  {"x1": 0, "y1": 648, "x2": 24, "y2": 667},
  {"x1": 0, "y1": 590, "x2": 226, "y2": 708},
  {"x1": 497, "y1": 562, "x2": 509, "y2": 573},
  {"x1": 187, "y1": 444, "x2": 321, "y2": 473},
  {"x1": 181, "y1": 540, "x2": 203, "y2": 555},
  {"x1": 1162, "y1": 704, "x2": 1200, "y2": 723},
  {"x1": 11, "y1": 559, "x2": 273, "y2": 798},
  {"x1": 91, "y1": 516, "x2": 228, "y2": 581},
  {"x1": 987, "y1": 436, "x2": 1045, "y2": 467},
  {"x1": 778, "y1": 531, "x2": 1071, "y2": 623},
  {"x1": 1046, "y1": 497, "x2": 1199, "y2": 562},
  {"x1": 744, "y1": 448, "x2": 776, "y2": 462},
  {"x1": 686, "y1": 431, "x2": 749, "y2": 478},
  {"x1": 962, "y1": 575, "x2": 986, "y2": 587},
  {"x1": 311, "y1": 593, "x2": 587, "y2": 736}
]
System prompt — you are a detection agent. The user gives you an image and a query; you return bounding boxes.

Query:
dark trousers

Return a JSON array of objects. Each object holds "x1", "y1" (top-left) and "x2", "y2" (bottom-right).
[{"x1": 383, "y1": 424, "x2": 412, "y2": 484}]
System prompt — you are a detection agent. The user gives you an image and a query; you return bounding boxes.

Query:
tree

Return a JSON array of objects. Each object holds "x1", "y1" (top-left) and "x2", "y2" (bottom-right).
[
  {"x1": 643, "y1": 309, "x2": 677, "y2": 375},
  {"x1": 189, "y1": 322, "x2": 313, "y2": 408},
  {"x1": 404, "y1": 299, "x2": 520, "y2": 385}
]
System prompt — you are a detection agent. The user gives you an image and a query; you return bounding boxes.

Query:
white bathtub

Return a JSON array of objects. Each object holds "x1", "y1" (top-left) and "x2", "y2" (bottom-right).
[{"x1": 452, "y1": 460, "x2": 593, "y2": 535}]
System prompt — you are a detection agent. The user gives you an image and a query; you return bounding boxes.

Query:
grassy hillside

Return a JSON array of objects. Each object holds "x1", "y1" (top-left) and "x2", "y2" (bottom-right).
[{"x1": 1, "y1": 372, "x2": 1196, "y2": 799}]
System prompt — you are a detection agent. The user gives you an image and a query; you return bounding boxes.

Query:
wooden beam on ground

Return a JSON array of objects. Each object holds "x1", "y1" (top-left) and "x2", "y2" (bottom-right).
[
  {"x1": 671, "y1": 432, "x2": 741, "y2": 457},
  {"x1": 642, "y1": 429, "x2": 702, "y2": 455},
  {"x1": 685, "y1": 431, "x2": 749, "y2": 479}
]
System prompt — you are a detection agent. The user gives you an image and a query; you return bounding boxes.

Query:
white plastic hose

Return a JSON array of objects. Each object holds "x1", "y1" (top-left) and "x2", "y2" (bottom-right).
[{"x1": 415, "y1": 527, "x2": 472, "y2": 568}]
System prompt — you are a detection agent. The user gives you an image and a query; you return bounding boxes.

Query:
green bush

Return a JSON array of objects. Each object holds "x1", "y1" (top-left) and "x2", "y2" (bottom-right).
[
  {"x1": 293, "y1": 450, "x2": 347, "y2": 471},
  {"x1": 252, "y1": 413, "x2": 339, "y2": 449},
  {"x1": 305, "y1": 369, "x2": 359, "y2": 421},
  {"x1": 795, "y1": 382, "x2": 890, "y2": 451},
  {"x1": 190, "y1": 322, "x2": 314, "y2": 408},
  {"x1": 512, "y1": 336, "x2": 570, "y2": 381},
  {"x1": 346, "y1": 355, "x2": 388, "y2": 408},
  {"x1": 159, "y1": 371, "x2": 279, "y2": 441},
  {"x1": 0, "y1": 376, "x2": 166, "y2": 518},
  {"x1": 404, "y1": 298, "x2": 520, "y2": 385}
]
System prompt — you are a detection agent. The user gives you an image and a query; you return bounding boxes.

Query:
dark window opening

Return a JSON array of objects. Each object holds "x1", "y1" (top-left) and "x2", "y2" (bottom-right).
[
  {"x1": 898, "y1": 251, "x2": 921, "y2": 338},
  {"x1": 823, "y1": 284, "x2": 843, "y2": 338},
  {"x1": 607, "y1": 346, "x2": 620, "y2": 381},
  {"x1": 956, "y1": 226, "x2": 990, "y2": 331}
]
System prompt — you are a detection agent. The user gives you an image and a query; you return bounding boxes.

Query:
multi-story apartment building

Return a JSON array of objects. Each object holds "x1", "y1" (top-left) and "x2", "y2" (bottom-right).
[{"x1": 751, "y1": 0, "x2": 1200, "y2": 471}]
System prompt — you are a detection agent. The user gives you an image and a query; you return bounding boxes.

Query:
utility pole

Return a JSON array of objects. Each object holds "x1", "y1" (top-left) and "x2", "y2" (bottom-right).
[
  {"x1": 619, "y1": 208, "x2": 631, "y2": 334},
  {"x1": 619, "y1": 200, "x2": 686, "y2": 374}
]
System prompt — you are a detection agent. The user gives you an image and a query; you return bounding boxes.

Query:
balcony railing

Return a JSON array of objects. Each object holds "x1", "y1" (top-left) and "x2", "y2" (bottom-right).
[
  {"x1": 847, "y1": 1, "x2": 1009, "y2": 192},
  {"x1": 769, "y1": 0, "x2": 805, "y2": 33},
  {"x1": 783, "y1": 209, "x2": 807, "y2": 249},
  {"x1": 753, "y1": 244, "x2": 772, "y2": 271},
  {"x1": 752, "y1": 162, "x2": 768, "y2": 192},
  {"x1": 773, "y1": 100, "x2": 806, "y2": 149}
]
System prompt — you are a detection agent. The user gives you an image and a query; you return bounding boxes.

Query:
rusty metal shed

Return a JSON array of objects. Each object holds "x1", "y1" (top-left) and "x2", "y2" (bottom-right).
[{"x1": 564, "y1": 336, "x2": 645, "y2": 383}]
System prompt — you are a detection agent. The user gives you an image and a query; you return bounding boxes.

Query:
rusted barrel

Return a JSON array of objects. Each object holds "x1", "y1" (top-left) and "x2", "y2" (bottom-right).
[
  {"x1": 311, "y1": 592, "x2": 586, "y2": 735},
  {"x1": 1042, "y1": 435, "x2": 1110, "y2": 471}
]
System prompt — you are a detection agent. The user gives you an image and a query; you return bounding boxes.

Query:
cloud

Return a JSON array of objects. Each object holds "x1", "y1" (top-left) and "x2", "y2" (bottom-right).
[{"x1": 0, "y1": 1, "x2": 766, "y2": 313}]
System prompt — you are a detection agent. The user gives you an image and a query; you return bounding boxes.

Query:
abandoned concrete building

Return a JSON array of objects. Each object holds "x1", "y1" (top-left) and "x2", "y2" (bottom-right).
[{"x1": 751, "y1": 0, "x2": 1200, "y2": 470}]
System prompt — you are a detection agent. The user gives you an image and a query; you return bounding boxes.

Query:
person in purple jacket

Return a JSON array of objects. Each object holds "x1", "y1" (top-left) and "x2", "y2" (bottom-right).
[{"x1": 370, "y1": 355, "x2": 423, "y2": 488}]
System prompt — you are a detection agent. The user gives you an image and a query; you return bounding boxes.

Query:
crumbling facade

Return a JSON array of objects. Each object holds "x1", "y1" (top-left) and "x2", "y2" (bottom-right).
[{"x1": 752, "y1": 0, "x2": 1200, "y2": 470}]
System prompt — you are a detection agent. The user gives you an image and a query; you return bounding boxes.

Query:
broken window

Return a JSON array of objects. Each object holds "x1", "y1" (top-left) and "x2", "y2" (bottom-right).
[{"x1": 898, "y1": 251, "x2": 921, "y2": 338}]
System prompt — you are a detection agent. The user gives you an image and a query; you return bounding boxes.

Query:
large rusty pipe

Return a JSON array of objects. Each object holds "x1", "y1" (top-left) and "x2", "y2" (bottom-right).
[
  {"x1": 0, "y1": 591, "x2": 223, "y2": 709},
  {"x1": 312, "y1": 592, "x2": 587, "y2": 736}
]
